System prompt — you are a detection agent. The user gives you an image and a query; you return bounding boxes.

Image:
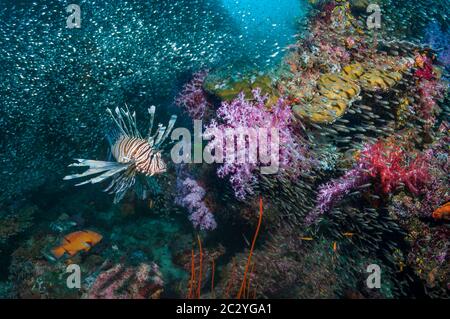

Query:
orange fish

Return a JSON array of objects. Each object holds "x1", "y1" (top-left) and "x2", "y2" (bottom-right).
[
  {"x1": 432, "y1": 202, "x2": 450, "y2": 221},
  {"x1": 51, "y1": 230, "x2": 103, "y2": 259},
  {"x1": 300, "y1": 237, "x2": 314, "y2": 241},
  {"x1": 343, "y1": 232, "x2": 355, "y2": 237},
  {"x1": 333, "y1": 242, "x2": 337, "y2": 252}
]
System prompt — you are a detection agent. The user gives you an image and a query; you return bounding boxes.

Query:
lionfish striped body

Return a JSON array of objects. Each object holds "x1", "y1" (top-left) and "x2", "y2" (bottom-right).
[
  {"x1": 64, "y1": 105, "x2": 177, "y2": 203},
  {"x1": 111, "y1": 136, "x2": 166, "y2": 175}
]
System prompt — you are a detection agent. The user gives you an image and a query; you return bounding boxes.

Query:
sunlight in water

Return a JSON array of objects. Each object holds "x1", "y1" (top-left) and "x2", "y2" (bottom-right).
[{"x1": 220, "y1": 0, "x2": 308, "y2": 64}]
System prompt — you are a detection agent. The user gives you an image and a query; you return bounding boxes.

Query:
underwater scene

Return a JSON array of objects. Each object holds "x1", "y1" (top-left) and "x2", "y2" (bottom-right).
[{"x1": 0, "y1": 0, "x2": 449, "y2": 300}]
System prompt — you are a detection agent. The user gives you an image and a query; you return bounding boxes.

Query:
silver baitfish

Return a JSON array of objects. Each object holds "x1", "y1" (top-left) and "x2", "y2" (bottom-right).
[{"x1": 64, "y1": 105, "x2": 177, "y2": 203}]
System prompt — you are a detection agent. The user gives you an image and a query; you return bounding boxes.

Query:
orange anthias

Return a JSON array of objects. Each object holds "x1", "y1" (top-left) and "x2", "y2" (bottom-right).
[
  {"x1": 432, "y1": 202, "x2": 450, "y2": 221},
  {"x1": 51, "y1": 230, "x2": 103, "y2": 259}
]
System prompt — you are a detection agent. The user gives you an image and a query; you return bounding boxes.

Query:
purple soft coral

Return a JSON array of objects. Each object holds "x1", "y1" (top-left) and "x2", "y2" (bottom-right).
[
  {"x1": 205, "y1": 88, "x2": 311, "y2": 200},
  {"x1": 175, "y1": 71, "x2": 210, "y2": 120},
  {"x1": 305, "y1": 166, "x2": 369, "y2": 226},
  {"x1": 176, "y1": 177, "x2": 217, "y2": 231}
]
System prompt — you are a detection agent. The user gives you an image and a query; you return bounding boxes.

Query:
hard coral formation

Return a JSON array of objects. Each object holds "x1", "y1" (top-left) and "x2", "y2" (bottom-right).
[
  {"x1": 203, "y1": 72, "x2": 278, "y2": 105},
  {"x1": 291, "y1": 57, "x2": 410, "y2": 124}
]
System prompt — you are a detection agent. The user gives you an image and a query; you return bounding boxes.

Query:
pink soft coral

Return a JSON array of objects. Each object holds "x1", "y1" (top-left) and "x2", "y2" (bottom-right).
[
  {"x1": 416, "y1": 79, "x2": 445, "y2": 121},
  {"x1": 205, "y1": 89, "x2": 312, "y2": 199},
  {"x1": 305, "y1": 167, "x2": 369, "y2": 225},
  {"x1": 175, "y1": 71, "x2": 210, "y2": 120}
]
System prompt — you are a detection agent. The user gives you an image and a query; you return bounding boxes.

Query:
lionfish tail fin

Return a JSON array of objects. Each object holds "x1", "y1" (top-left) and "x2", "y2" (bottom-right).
[{"x1": 63, "y1": 159, "x2": 129, "y2": 186}]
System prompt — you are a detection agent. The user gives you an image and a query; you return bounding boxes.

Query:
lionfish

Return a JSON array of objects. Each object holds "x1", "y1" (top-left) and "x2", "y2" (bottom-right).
[{"x1": 64, "y1": 105, "x2": 177, "y2": 203}]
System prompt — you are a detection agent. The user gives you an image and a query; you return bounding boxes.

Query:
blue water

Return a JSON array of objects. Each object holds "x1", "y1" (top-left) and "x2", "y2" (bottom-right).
[{"x1": 220, "y1": 0, "x2": 308, "y2": 65}]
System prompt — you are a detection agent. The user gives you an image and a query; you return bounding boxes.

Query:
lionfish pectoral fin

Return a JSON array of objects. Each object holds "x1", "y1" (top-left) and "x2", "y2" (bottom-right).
[
  {"x1": 103, "y1": 168, "x2": 137, "y2": 204},
  {"x1": 64, "y1": 159, "x2": 129, "y2": 186}
]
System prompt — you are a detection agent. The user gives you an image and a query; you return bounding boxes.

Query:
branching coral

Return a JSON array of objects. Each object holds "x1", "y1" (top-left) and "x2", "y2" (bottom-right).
[
  {"x1": 205, "y1": 88, "x2": 312, "y2": 199},
  {"x1": 175, "y1": 71, "x2": 210, "y2": 120}
]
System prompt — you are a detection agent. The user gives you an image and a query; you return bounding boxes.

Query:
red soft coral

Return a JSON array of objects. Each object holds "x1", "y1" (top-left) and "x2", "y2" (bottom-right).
[
  {"x1": 360, "y1": 141, "x2": 430, "y2": 195},
  {"x1": 414, "y1": 54, "x2": 435, "y2": 80}
]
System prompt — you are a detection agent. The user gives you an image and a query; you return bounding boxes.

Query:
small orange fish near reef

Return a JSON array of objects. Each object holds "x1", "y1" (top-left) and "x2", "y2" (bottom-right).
[
  {"x1": 51, "y1": 230, "x2": 103, "y2": 259},
  {"x1": 432, "y1": 202, "x2": 450, "y2": 221},
  {"x1": 342, "y1": 232, "x2": 355, "y2": 237}
]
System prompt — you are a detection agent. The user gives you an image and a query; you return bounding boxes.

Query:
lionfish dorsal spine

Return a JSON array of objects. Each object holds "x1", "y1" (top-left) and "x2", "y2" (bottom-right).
[
  {"x1": 153, "y1": 124, "x2": 167, "y2": 147},
  {"x1": 147, "y1": 105, "x2": 156, "y2": 140},
  {"x1": 115, "y1": 107, "x2": 131, "y2": 136},
  {"x1": 155, "y1": 114, "x2": 177, "y2": 149},
  {"x1": 123, "y1": 103, "x2": 141, "y2": 138},
  {"x1": 107, "y1": 108, "x2": 128, "y2": 137}
]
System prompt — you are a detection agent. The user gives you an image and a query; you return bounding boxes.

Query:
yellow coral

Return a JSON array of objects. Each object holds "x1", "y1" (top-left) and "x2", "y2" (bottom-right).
[
  {"x1": 293, "y1": 70, "x2": 361, "y2": 124},
  {"x1": 342, "y1": 63, "x2": 364, "y2": 79},
  {"x1": 359, "y1": 69, "x2": 402, "y2": 91}
]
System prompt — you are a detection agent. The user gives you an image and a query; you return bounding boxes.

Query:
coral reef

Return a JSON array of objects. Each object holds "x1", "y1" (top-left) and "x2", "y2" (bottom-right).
[
  {"x1": 83, "y1": 263, "x2": 164, "y2": 299},
  {"x1": 203, "y1": 72, "x2": 279, "y2": 105},
  {"x1": 0, "y1": 205, "x2": 35, "y2": 246},
  {"x1": 1, "y1": 0, "x2": 449, "y2": 300}
]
